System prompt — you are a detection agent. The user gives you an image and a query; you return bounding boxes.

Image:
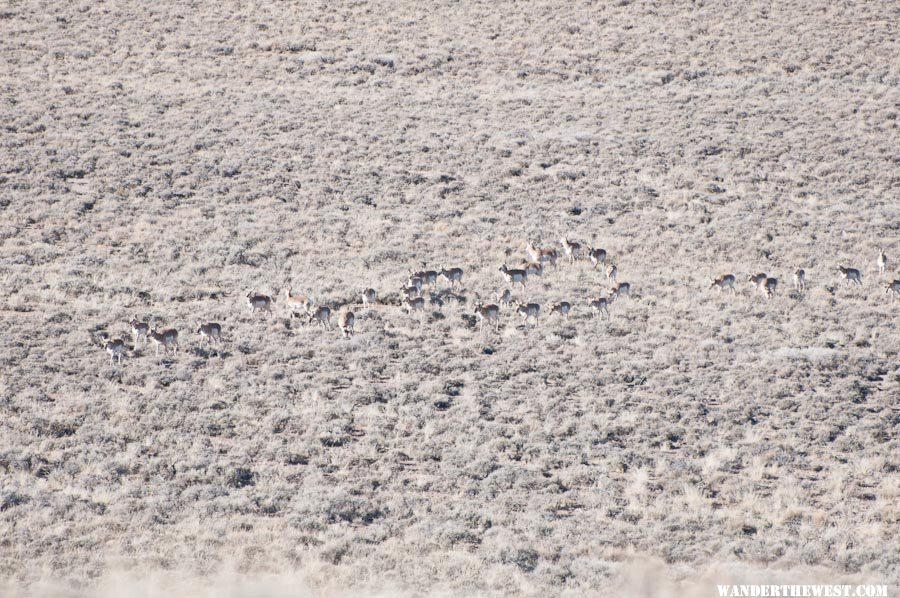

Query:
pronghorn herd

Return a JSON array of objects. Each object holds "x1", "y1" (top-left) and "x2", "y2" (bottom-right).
[{"x1": 94, "y1": 242, "x2": 897, "y2": 365}]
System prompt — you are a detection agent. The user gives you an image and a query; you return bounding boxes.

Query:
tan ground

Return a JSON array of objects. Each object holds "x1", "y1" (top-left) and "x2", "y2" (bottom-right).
[{"x1": 1, "y1": 1, "x2": 898, "y2": 596}]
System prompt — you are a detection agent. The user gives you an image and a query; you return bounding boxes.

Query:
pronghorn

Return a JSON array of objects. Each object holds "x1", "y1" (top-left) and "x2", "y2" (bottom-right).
[
  {"x1": 148, "y1": 328, "x2": 179, "y2": 357},
  {"x1": 247, "y1": 292, "x2": 275, "y2": 317},
  {"x1": 560, "y1": 237, "x2": 583, "y2": 264},
  {"x1": 885, "y1": 280, "x2": 900, "y2": 303},
  {"x1": 748, "y1": 273, "x2": 768, "y2": 290},
  {"x1": 499, "y1": 264, "x2": 528, "y2": 292},
  {"x1": 877, "y1": 248, "x2": 888, "y2": 278},
  {"x1": 197, "y1": 322, "x2": 222, "y2": 348},
  {"x1": 473, "y1": 301, "x2": 501, "y2": 331},
  {"x1": 306, "y1": 305, "x2": 332, "y2": 328},
  {"x1": 837, "y1": 266, "x2": 862, "y2": 286},
  {"x1": 709, "y1": 274, "x2": 737, "y2": 294},
  {"x1": 513, "y1": 301, "x2": 540, "y2": 327},
  {"x1": 129, "y1": 318, "x2": 149, "y2": 346},
  {"x1": 496, "y1": 289, "x2": 512, "y2": 309},
  {"x1": 606, "y1": 264, "x2": 618, "y2": 284},
  {"x1": 439, "y1": 265, "x2": 464, "y2": 291},
  {"x1": 410, "y1": 268, "x2": 439, "y2": 289},
  {"x1": 588, "y1": 297, "x2": 611, "y2": 320},
  {"x1": 525, "y1": 241, "x2": 558, "y2": 268},
  {"x1": 282, "y1": 289, "x2": 310, "y2": 318},
  {"x1": 549, "y1": 301, "x2": 572, "y2": 321},
  {"x1": 587, "y1": 247, "x2": 607, "y2": 269},
  {"x1": 406, "y1": 275, "x2": 424, "y2": 294},
  {"x1": 610, "y1": 282, "x2": 631, "y2": 301},
  {"x1": 400, "y1": 284, "x2": 421, "y2": 301},
  {"x1": 751, "y1": 276, "x2": 778, "y2": 299},
  {"x1": 404, "y1": 296, "x2": 426, "y2": 313},
  {"x1": 519, "y1": 261, "x2": 543, "y2": 278},
  {"x1": 793, "y1": 268, "x2": 806, "y2": 292},
  {"x1": 105, "y1": 338, "x2": 126, "y2": 366},
  {"x1": 338, "y1": 311, "x2": 355, "y2": 337},
  {"x1": 361, "y1": 288, "x2": 377, "y2": 306}
]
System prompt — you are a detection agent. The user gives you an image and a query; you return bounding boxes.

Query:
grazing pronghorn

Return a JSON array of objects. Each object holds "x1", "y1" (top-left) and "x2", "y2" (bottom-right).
[
  {"x1": 473, "y1": 301, "x2": 501, "y2": 332},
  {"x1": 361, "y1": 288, "x2": 377, "y2": 306},
  {"x1": 404, "y1": 296, "x2": 426, "y2": 313},
  {"x1": 499, "y1": 265, "x2": 528, "y2": 292},
  {"x1": 513, "y1": 301, "x2": 540, "y2": 327},
  {"x1": 520, "y1": 261, "x2": 543, "y2": 278},
  {"x1": 439, "y1": 265, "x2": 464, "y2": 291},
  {"x1": 885, "y1": 280, "x2": 900, "y2": 303},
  {"x1": 496, "y1": 289, "x2": 512, "y2": 309},
  {"x1": 525, "y1": 241, "x2": 558, "y2": 268},
  {"x1": 197, "y1": 322, "x2": 222, "y2": 348},
  {"x1": 338, "y1": 311, "x2": 355, "y2": 337},
  {"x1": 247, "y1": 292, "x2": 275, "y2": 317},
  {"x1": 877, "y1": 248, "x2": 888, "y2": 278},
  {"x1": 410, "y1": 268, "x2": 439, "y2": 289},
  {"x1": 606, "y1": 264, "x2": 618, "y2": 284},
  {"x1": 105, "y1": 338, "x2": 126, "y2": 366},
  {"x1": 306, "y1": 305, "x2": 332, "y2": 328},
  {"x1": 793, "y1": 268, "x2": 806, "y2": 292},
  {"x1": 837, "y1": 266, "x2": 862, "y2": 286},
  {"x1": 587, "y1": 247, "x2": 607, "y2": 269},
  {"x1": 750, "y1": 276, "x2": 778, "y2": 299},
  {"x1": 129, "y1": 319, "x2": 149, "y2": 346},
  {"x1": 549, "y1": 301, "x2": 572, "y2": 321},
  {"x1": 148, "y1": 328, "x2": 179, "y2": 357},
  {"x1": 610, "y1": 282, "x2": 631, "y2": 301},
  {"x1": 282, "y1": 289, "x2": 310, "y2": 318},
  {"x1": 588, "y1": 297, "x2": 611, "y2": 320},
  {"x1": 560, "y1": 237, "x2": 583, "y2": 264},
  {"x1": 709, "y1": 274, "x2": 737, "y2": 294}
]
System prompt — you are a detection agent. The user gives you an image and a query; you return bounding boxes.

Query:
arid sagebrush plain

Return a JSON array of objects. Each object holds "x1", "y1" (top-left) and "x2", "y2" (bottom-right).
[{"x1": 2, "y1": 1, "x2": 899, "y2": 596}]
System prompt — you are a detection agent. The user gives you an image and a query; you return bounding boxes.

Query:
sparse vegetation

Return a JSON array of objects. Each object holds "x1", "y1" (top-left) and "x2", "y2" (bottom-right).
[{"x1": 1, "y1": 0, "x2": 899, "y2": 596}]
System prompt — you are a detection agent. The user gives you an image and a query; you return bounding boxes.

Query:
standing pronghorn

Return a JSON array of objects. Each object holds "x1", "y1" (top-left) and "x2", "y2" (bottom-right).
[
  {"x1": 282, "y1": 289, "x2": 310, "y2": 319},
  {"x1": 105, "y1": 338, "x2": 127, "y2": 366},
  {"x1": 439, "y1": 265, "x2": 464, "y2": 291},
  {"x1": 709, "y1": 274, "x2": 737, "y2": 294},
  {"x1": 588, "y1": 297, "x2": 611, "y2": 320},
  {"x1": 606, "y1": 264, "x2": 618, "y2": 284},
  {"x1": 837, "y1": 266, "x2": 862, "y2": 287},
  {"x1": 148, "y1": 327, "x2": 179, "y2": 357},
  {"x1": 499, "y1": 265, "x2": 528, "y2": 293},
  {"x1": 885, "y1": 280, "x2": 900, "y2": 303},
  {"x1": 877, "y1": 248, "x2": 888, "y2": 278},
  {"x1": 496, "y1": 289, "x2": 512, "y2": 309},
  {"x1": 410, "y1": 268, "x2": 439, "y2": 289},
  {"x1": 525, "y1": 241, "x2": 558, "y2": 268},
  {"x1": 338, "y1": 311, "x2": 355, "y2": 338},
  {"x1": 549, "y1": 301, "x2": 572, "y2": 321},
  {"x1": 587, "y1": 247, "x2": 607, "y2": 269},
  {"x1": 473, "y1": 301, "x2": 501, "y2": 332},
  {"x1": 247, "y1": 292, "x2": 275, "y2": 317},
  {"x1": 519, "y1": 261, "x2": 543, "y2": 278},
  {"x1": 403, "y1": 296, "x2": 426, "y2": 314},
  {"x1": 129, "y1": 318, "x2": 149, "y2": 347},
  {"x1": 793, "y1": 268, "x2": 806, "y2": 292},
  {"x1": 513, "y1": 301, "x2": 540, "y2": 327},
  {"x1": 361, "y1": 288, "x2": 377, "y2": 306},
  {"x1": 560, "y1": 237, "x2": 583, "y2": 265},
  {"x1": 748, "y1": 273, "x2": 767, "y2": 293},
  {"x1": 197, "y1": 322, "x2": 222, "y2": 349}
]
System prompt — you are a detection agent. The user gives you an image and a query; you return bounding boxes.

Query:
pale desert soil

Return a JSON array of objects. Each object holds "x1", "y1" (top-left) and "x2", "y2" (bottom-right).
[{"x1": 1, "y1": 1, "x2": 898, "y2": 596}]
